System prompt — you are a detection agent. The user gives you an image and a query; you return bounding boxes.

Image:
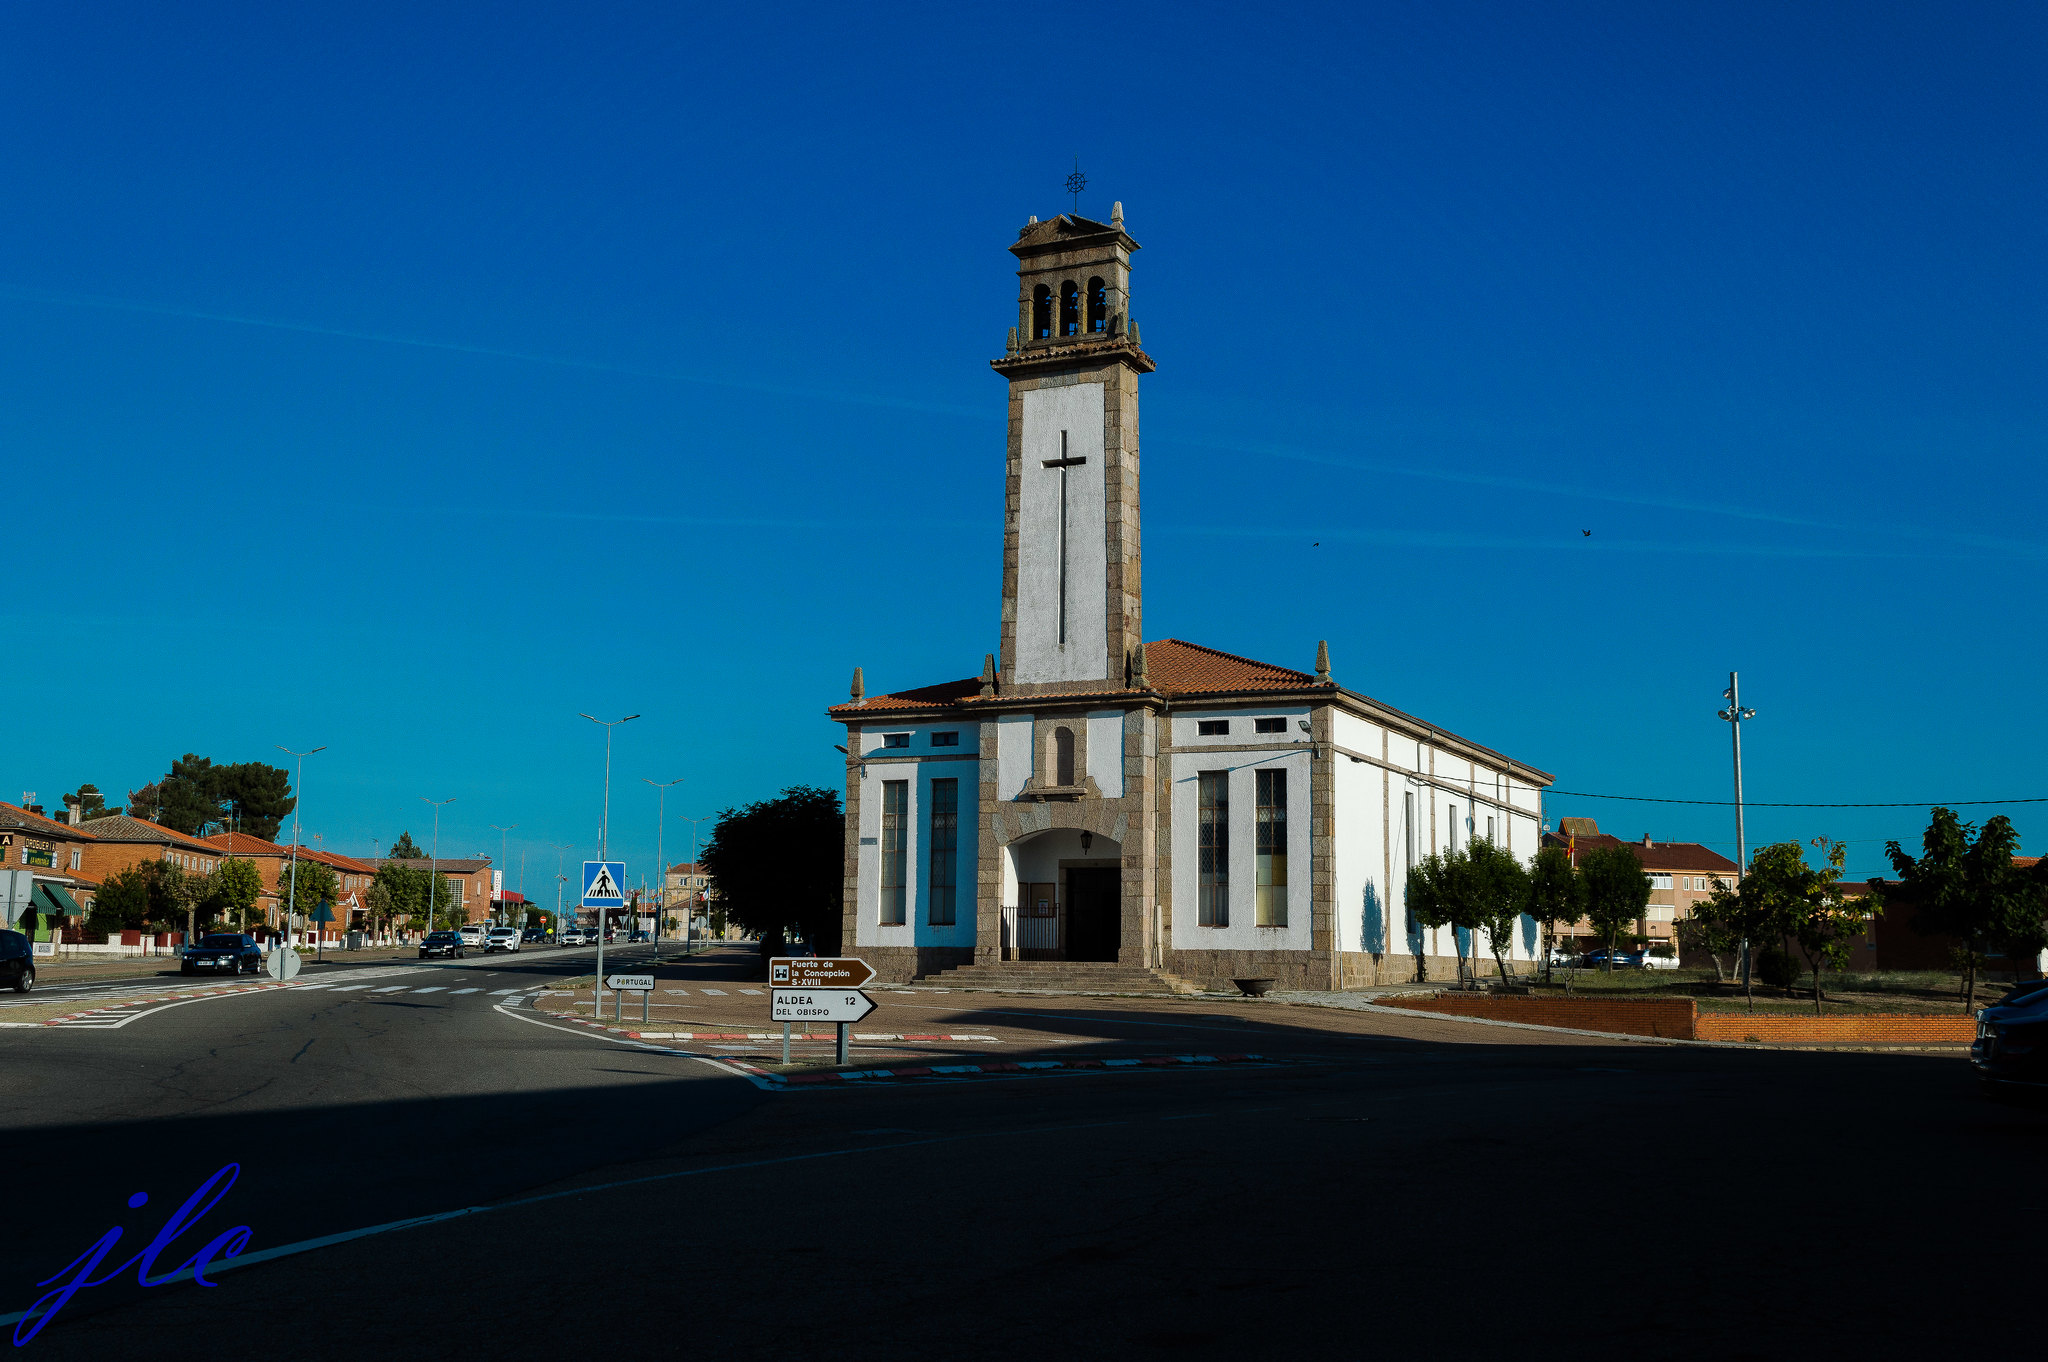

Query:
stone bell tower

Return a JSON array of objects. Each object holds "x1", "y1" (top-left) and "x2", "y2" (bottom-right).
[{"x1": 990, "y1": 204, "x2": 1155, "y2": 694}]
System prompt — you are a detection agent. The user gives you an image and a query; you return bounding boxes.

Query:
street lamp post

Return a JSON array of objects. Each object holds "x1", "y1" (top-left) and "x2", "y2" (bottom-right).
[
  {"x1": 643, "y1": 778, "x2": 683, "y2": 952},
  {"x1": 275, "y1": 745, "x2": 326, "y2": 956},
  {"x1": 550, "y1": 842, "x2": 572, "y2": 939},
  {"x1": 490, "y1": 824, "x2": 517, "y2": 927},
  {"x1": 580, "y1": 713, "x2": 639, "y2": 1000},
  {"x1": 420, "y1": 797, "x2": 456, "y2": 940}
]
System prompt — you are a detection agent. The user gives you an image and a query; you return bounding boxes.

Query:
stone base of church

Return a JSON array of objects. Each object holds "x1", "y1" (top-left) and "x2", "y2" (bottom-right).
[
  {"x1": 857, "y1": 945, "x2": 975, "y2": 985},
  {"x1": 1164, "y1": 949, "x2": 1516, "y2": 992}
]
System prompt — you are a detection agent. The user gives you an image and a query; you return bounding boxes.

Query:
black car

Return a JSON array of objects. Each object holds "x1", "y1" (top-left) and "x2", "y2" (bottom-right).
[
  {"x1": 419, "y1": 930, "x2": 466, "y2": 960},
  {"x1": 1971, "y1": 979, "x2": 2048, "y2": 1095},
  {"x1": 181, "y1": 933, "x2": 262, "y2": 976},
  {"x1": 0, "y1": 929, "x2": 34, "y2": 994},
  {"x1": 521, "y1": 927, "x2": 546, "y2": 944}
]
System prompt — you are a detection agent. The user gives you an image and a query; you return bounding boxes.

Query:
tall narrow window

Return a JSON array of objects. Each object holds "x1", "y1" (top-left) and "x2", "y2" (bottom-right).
[
  {"x1": 1255, "y1": 769, "x2": 1288, "y2": 927},
  {"x1": 927, "y1": 778, "x2": 958, "y2": 926},
  {"x1": 1447, "y1": 804, "x2": 1459, "y2": 854},
  {"x1": 1486, "y1": 816, "x2": 1496, "y2": 845},
  {"x1": 1033, "y1": 285, "x2": 1053, "y2": 340},
  {"x1": 1060, "y1": 281, "x2": 1080, "y2": 336},
  {"x1": 1088, "y1": 276, "x2": 1107, "y2": 332},
  {"x1": 880, "y1": 780, "x2": 908, "y2": 925},
  {"x1": 1054, "y1": 727, "x2": 1076, "y2": 786},
  {"x1": 1198, "y1": 772, "x2": 1229, "y2": 927}
]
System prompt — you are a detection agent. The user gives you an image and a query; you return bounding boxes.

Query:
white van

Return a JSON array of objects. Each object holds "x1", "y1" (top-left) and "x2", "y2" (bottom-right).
[{"x1": 458, "y1": 922, "x2": 488, "y2": 949}]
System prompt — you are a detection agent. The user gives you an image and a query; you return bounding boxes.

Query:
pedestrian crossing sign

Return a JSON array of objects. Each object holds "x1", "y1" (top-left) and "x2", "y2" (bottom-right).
[{"x1": 581, "y1": 861, "x2": 626, "y2": 908}]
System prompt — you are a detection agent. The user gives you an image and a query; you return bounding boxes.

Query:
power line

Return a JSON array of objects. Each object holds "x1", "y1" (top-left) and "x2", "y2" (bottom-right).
[{"x1": 1551, "y1": 790, "x2": 2048, "y2": 809}]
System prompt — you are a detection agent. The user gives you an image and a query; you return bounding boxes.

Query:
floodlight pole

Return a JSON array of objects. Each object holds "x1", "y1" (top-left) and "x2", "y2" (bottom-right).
[
  {"x1": 421, "y1": 797, "x2": 456, "y2": 939},
  {"x1": 1718, "y1": 672, "x2": 1758, "y2": 987},
  {"x1": 643, "y1": 778, "x2": 684, "y2": 951}
]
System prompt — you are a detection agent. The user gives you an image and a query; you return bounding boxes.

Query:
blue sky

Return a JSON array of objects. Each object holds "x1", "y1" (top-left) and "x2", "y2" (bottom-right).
[{"x1": 3, "y1": 1, "x2": 2043, "y2": 887}]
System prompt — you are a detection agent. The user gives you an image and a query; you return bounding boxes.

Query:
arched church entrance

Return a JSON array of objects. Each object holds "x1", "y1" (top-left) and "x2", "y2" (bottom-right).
[{"x1": 1003, "y1": 828, "x2": 1123, "y2": 963}]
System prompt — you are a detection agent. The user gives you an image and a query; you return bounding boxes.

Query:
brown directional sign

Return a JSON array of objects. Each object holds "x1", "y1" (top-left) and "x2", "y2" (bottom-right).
[{"x1": 769, "y1": 957, "x2": 875, "y2": 990}]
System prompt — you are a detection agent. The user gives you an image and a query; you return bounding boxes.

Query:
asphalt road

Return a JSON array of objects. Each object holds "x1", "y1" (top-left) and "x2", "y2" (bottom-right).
[{"x1": 2, "y1": 945, "x2": 2037, "y2": 1360}]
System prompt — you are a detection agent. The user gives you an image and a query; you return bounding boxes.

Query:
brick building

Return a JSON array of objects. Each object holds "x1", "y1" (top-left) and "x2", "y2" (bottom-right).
[
  {"x1": 379, "y1": 857, "x2": 492, "y2": 925},
  {"x1": 1541, "y1": 818, "x2": 1739, "y2": 956},
  {"x1": 1, "y1": 801, "x2": 99, "y2": 935},
  {"x1": 75, "y1": 814, "x2": 230, "y2": 896}
]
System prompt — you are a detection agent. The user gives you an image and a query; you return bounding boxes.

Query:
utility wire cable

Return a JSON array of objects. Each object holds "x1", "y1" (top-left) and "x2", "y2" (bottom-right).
[{"x1": 1549, "y1": 791, "x2": 2048, "y2": 809}]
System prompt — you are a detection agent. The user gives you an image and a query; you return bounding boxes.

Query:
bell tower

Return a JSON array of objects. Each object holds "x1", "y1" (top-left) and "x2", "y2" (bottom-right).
[{"x1": 990, "y1": 203, "x2": 1155, "y2": 692}]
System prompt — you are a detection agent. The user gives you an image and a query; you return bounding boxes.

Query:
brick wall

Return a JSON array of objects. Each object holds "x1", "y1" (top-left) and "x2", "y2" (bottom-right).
[
  {"x1": 1379, "y1": 994, "x2": 1699, "y2": 1039},
  {"x1": 1694, "y1": 1012, "x2": 1974, "y2": 1044}
]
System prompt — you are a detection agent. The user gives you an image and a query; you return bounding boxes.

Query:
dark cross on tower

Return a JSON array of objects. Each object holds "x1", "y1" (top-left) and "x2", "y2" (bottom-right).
[
  {"x1": 1044, "y1": 431, "x2": 1087, "y2": 646},
  {"x1": 1067, "y1": 157, "x2": 1086, "y2": 216}
]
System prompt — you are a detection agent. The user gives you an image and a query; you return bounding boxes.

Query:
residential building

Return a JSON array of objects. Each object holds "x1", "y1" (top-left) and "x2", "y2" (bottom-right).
[
  {"x1": 75, "y1": 814, "x2": 229, "y2": 898},
  {"x1": 828, "y1": 208, "x2": 1554, "y2": 990},
  {"x1": 1540, "y1": 818, "x2": 1739, "y2": 956},
  {"x1": 378, "y1": 858, "x2": 492, "y2": 925},
  {"x1": 0, "y1": 802, "x2": 99, "y2": 936}
]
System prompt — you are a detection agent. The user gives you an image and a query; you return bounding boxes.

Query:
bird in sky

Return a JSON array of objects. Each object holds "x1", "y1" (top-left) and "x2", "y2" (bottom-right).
[{"x1": 1582, "y1": 530, "x2": 1592, "y2": 537}]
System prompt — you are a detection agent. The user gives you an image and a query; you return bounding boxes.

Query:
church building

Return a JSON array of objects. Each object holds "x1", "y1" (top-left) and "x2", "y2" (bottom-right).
[{"x1": 829, "y1": 206, "x2": 1554, "y2": 991}]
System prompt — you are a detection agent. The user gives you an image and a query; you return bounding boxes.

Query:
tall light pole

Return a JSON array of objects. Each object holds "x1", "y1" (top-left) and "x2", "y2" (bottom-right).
[
  {"x1": 490, "y1": 824, "x2": 517, "y2": 926},
  {"x1": 643, "y1": 778, "x2": 683, "y2": 951},
  {"x1": 681, "y1": 815, "x2": 714, "y2": 947},
  {"x1": 1718, "y1": 672, "x2": 1757, "y2": 985},
  {"x1": 550, "y1": 841, "x2": 573, "y2": 938},
  {"x1": 580, "y1": 713, "x2": 639, "y2": 995},
  {"x1": 275, "y1": 745, "x2": 326, "y2": 951},
  {"x1": 420, "y1": 797, "x2": 456, "y2": 939}
]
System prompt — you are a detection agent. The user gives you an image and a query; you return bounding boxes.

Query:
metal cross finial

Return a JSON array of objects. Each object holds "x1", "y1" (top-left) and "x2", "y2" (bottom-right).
[{"x1": 1067, "y1": 157, "x2": 1085, "y2": 215}]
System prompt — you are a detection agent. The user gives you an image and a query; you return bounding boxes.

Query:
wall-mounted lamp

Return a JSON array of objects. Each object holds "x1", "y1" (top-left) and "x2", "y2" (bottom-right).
[
  {"x1": 1297, "y1": 720, "x2": 1311, "y2": 733},
  {"x1": 1080, "y1": 830, "x2": 1093, "y2": 852}
]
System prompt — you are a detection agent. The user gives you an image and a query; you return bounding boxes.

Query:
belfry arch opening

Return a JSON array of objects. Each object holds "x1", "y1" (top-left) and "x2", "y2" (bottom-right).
[
  {"x1": 1088, "y1": 276, "x2": 1107, "y2": 332},
  {"x1": 1060, "y1": 281, "x2": 1080, "y2": 336},
  {"x1": 1032, "y1": 285, "x2": 1053, "y2": 340}
]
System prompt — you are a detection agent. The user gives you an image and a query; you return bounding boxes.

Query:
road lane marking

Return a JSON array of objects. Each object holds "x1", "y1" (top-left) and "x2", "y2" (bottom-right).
[
  {"x1": 332, "y1": 986, "x2": 373, "y2": 992},
  {"x1": 373, "y1": 986, "x2": 409, "y2": 993},
  {"x1": 701, "y1": 989, "x2": 728, "y2": 995},
  {"x1": 739, "y1": 989, "x2": 763, "y2": 995},
  {"x1": 450, "y1": 988, "x2": 481, "y2": 994},
  {"x1": 411, "y1": 987, "x2": 446, "y2": 994}
]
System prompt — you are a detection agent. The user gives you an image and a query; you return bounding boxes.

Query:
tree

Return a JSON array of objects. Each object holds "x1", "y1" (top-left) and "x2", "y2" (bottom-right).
[
  {"x1": 363, "y1": 880, "x2": 393, "y2": 939},
  {"x1": 280, "y1": 857, "x2": 339, "y2": 929},
  {"x1": 1781, "y1": 840, "x2": 1876, "y2": 1014},
  {"x1": 209, "y1": 857, "x2": 263, "y2": 932},
  {"x1": 1524, "y1": 846, "x2": 1583, "y2": 983},
  {"x1": 1676, "y1": 903, "x2": 1740, "y2": 982},
  {"x1": 62, "y1": 784, "x2": 117, "y2": 821},
  {"x1": 1579, "y1": 845, "x2": 1651, "y2": 971},
  {"x1": 1406, "y1": 849, "x2": 1482, "y2": 978},
  {"x1": 89, "y1": 862, "x2": 187, "y2": 937},
  {"x1": 1466, "y1": 838, "x2": 1531, "y2": 983},
  {"x1": 211, "y1": 762, "x2": 294, "y2": 842},
  {"x1": 388, "y1": 832, "x2": 426, "y2": 860},
  {"x1": 373, "y1": 862, "x2": 452, "y2": 934},
  {"x1": 699, "y1": 786, "x2": 844, "y2": 956},
  {"x1": 1887, "y1": 808, "x2": 2041, "y2": 1011}
]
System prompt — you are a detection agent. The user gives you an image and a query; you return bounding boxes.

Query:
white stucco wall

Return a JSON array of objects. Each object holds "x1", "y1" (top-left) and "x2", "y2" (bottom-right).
[
  {"x1": 851, "y1": 740, "x2": 979, "y2": 950},
  {"x1": 996, "y1": 713, "x2": 1033, "y2": 800},
  {"x1": 1087, "y1": 709, "x2": 1123, "y2": 798},
  {"x1": 1167, "y1": 745, "x2": 1313, "y2": 952},
  {"x1": 1015, "y1": 382, "x2": 1108, "y2": 684}
]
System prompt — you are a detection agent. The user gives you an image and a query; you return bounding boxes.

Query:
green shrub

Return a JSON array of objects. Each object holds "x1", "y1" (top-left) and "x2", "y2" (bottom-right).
[
  {"x1": 1757, "y1": 948, "x2": 1802, "y2": 989},
  {"x1": 1647, "y1": 943, "x2": 1675, "y2": 960}
]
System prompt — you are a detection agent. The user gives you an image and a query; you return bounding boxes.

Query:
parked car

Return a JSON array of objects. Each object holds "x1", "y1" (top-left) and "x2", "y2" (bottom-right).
[
  {"x1": 1580, "y1": 948, "x2": 1642, "y2": 970},
  {"x1": 419, "y1": 930, "x2": 466, "y2": 960},
  {"x1": 182, "y1": 933, "x2": 263, "y2": 977},
  {"x1": 521, "y1": 927, "x2": 546, "y2": 943},
  {"x1": 458, "y1": 923, "x2": 488, "y2": 948},
  {"x1": 485, "y1": 926, "x2": 521, "y2": 953},
  {"x1": 0, "y1": 929, "x2": 34, "y2": 993},
  {"x1": 1972, "y1": 980, "x2": 2048, "y2": 1095}
]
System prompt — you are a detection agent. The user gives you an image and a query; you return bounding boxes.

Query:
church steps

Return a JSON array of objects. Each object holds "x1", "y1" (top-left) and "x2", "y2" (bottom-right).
[{"x1": 914, "y1": 962, "x2": 1193, "y2": 996}]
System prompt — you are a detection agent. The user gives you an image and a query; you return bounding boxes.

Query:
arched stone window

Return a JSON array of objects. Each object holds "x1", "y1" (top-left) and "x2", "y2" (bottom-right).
[
  {"x1": 1060, "y1": 281, "x2": 1080, "y2": 337},
  {"x1": 1033, "y1": 285, "x2": 1053, "y2": 340},
  {"x1": 1088, "y1": 276, "x2": 1107, "y2": 332},
  {"x1": 1055, "y1": 727, "x2": 1076, "y2": 786}
]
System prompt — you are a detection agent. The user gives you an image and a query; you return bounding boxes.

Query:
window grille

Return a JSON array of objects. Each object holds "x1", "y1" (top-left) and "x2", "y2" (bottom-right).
[
  {"x1": 1198, "y1": 772, "x2": 1228, "y2": 927},
  {"x1": 1197, "y1": 720, "x2": 1229, "y2": 737},
  {"x1": 880, "y1": 781, "x2": 908, "y2": 924},
  {"x1": 927, "y1": 779, "x2": 957, "y2": 926},
  {"x1": 1255, "y1": 769, "x2": 1288, "y2": 927}
]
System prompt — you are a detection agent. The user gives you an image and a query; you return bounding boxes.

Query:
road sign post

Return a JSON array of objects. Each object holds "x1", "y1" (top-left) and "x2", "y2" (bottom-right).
[
  {"x1": 607, "y1": 973, "x2": 653, "y2": 1024},
  {"x1": 265, "y1": 945, "x2": 301, "y2": 981},
  {"x1": 769, "y1": 984, "x2": 876, "y2": 1066},
  {"x1": 583, "y1": 861, "x2": 626, "y2": 1017}
]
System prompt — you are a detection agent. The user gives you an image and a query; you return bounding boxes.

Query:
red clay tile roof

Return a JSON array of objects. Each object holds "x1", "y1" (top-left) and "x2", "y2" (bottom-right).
[
  {"x1": 831, "y1": 676, "x2": 985, "y2": 714},
  {"x1": 1143, "y1": 639, "x2": 1318, "y2": 696},
  {"x1": 1541, "y1": 832, "x2": 1738, "y2": 874},
  {"x1": 77, "y1": 814, "x2": 219, "y2": 852},
  {"x1": 0, "y1": 803, "x2": 96, "y2": 840},
  {"x1": 202, "y1": 832, "x2": 295, "y2": 857}
]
